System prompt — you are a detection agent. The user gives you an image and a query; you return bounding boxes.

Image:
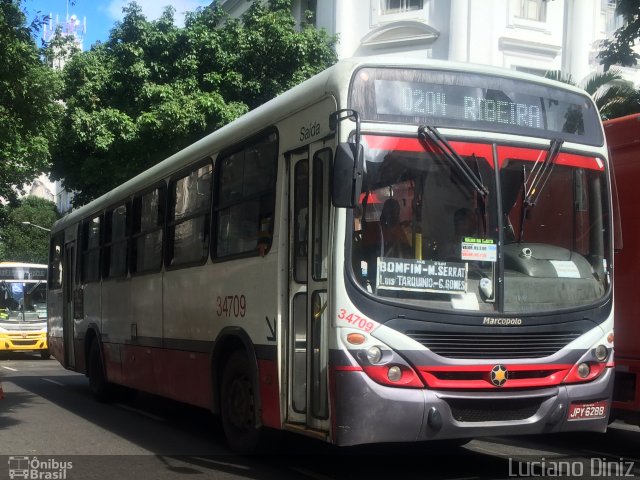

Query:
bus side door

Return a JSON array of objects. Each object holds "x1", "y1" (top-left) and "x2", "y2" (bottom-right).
[
  {"x1": 63, "y1": 241, "x2": 76, "y2": 368},
  {"x1": 286, "y1": 139, "x2": 333, "y2": 433}
]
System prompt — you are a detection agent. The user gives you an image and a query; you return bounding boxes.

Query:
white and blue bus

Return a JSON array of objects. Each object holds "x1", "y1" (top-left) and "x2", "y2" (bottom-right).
[{"x1": 48, "y1": 57, "x2": 615, "y2": 452}]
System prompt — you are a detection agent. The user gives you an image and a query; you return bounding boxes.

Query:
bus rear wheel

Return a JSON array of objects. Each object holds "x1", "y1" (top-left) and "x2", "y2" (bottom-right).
[
  {"x1": 220, "y1": 350, "x2": 264, "y2": 454},
  {"x1": 88, "y1": 341, "x2": 112, "y2": 402}
]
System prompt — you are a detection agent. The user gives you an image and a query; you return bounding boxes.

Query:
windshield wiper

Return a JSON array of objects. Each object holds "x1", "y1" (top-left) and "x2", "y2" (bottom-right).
[
  {"x1": 524, "y1": 138, "x2": 563, "y2": 207},
  {"x1": 27, "y1": 281, "x2": 42, "y2": 296},
  {"x1": 418, "y1": 125, "x2": 488, "y2": 198},
  {"x1": 518, "y1": 138, "x2": 563, "y2": 242}
]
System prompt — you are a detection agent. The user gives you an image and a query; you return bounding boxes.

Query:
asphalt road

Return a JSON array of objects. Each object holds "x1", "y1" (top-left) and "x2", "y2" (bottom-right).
[{"x1": 0, "y1": 353, "x2": 638, "y2": 480}]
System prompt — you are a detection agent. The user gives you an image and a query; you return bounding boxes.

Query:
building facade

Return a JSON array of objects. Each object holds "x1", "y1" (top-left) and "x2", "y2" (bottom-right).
[{"x1": 220, "y1": 0, "x2": 639, "y2": 86}]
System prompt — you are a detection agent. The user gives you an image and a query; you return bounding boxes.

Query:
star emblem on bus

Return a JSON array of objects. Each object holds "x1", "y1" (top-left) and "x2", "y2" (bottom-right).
[{"x1": 490, "y1": 364, "x2": 508, "y2": 387}]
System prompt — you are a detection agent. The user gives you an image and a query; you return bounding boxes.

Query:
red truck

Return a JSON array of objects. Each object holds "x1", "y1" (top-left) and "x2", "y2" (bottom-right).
[{"x1": 606, "y1": 113, "x2": 640, "y2": 425}]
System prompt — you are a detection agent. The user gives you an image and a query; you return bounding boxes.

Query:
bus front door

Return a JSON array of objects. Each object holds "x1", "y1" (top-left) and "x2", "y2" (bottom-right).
[
  {"x1": 62, "y1": 242, "x2": 76, "y2": 369},
  {"x1": 287, "y1": 142, "x2": 332, "y2": 435}
]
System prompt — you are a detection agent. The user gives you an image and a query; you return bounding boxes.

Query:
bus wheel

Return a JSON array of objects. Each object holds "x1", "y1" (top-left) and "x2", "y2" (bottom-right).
[
  {"x1": 220, "y1": 350, "x2": 263, "y2": 454},
  {"x1": 88, "y1": 341, "x2": 112, "y2": 402},
  {"x1": 40, "y1": 350, "x2": 50, "y2": 360}
]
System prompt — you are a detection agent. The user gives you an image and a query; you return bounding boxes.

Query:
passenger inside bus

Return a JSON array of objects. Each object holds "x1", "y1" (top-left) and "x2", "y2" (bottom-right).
[
  {"x1": 379, "y1": 198, "x2": 412, "y2": 258},
  {"x1": 362, "y1": 198, "x2": 412, "y2": 260},
  {"x1": 440, "y1": 207, "x2": 480, "y2": 260},
  {"x1": 355, "y1": 198, "x2": 413, "y2": 291},
  {"x1": 454, "y1": 207, "x2": 478, "y2": 238}
]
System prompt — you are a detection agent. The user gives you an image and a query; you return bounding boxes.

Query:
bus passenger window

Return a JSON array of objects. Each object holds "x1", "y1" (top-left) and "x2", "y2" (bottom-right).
[
  {"x1": 49, "y1": 234, "x2": 64, "y2": 290},
  {"x1": 131, "y1": 186, "x2": 165, "y2": 274},
  {"x1": 104, "y1": 203, "x2": 129, "y2": 279},
  {"x1": 81, "y1": 216, "x2": 102, "y2": 283},
  {"x1": 215, "y1": 132, "x2": 278, "y2": 259},
  {"x1": 167, "y1": 163, "x2": 212, "y2": 267}
]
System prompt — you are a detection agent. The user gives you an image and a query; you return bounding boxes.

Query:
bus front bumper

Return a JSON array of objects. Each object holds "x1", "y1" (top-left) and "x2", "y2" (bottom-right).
[
  {"x1": 0, "y1": 332, "x2": 48, "y2": 352},
  {"x1": 333, "y1": 367, "x2": 614, "y2": 446}
]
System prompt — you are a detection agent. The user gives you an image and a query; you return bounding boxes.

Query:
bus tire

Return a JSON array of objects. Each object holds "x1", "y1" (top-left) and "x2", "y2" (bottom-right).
[
  {"x1": 40, "y1": 350, "x2": 50, "y2": 360},
  {"x1": 88, "y1": 341, "x2": 112, "y2": 402},
  {"x1": 220, "y1": 350, "x2": 264, "y2": 454}
]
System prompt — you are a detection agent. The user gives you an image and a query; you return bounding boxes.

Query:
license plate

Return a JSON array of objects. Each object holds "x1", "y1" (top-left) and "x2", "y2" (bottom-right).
[{"x1": 567, "y1": 400, "x2": 608, "y2": 420}]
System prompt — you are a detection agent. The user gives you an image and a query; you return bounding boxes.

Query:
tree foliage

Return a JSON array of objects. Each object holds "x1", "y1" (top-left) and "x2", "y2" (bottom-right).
[
  {"x1": 599, "y1": 0, "x2": 640, "y2": 71},
  {"x1": 0, "y1": 1, "x2": 63, "y2": 202},
  {"x1": 0, "y1": 196, "x2": 59, "y2": 264},
  {"x1": 545, "y1": 69, "x2": 640, "y2": 120},
  {"x1": 52, "y1": 0, "x2": 338, "y2": 205}
]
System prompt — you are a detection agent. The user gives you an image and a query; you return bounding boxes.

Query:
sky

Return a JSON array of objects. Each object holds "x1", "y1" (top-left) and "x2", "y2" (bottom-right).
[{"x1": 23, "y1": 0, "x2": 211, "y2": 50}]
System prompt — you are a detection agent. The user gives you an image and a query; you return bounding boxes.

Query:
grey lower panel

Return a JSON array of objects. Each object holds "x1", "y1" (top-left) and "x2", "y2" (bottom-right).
[{"x1": 333, "y1": 368, "x2": 614, "y2": 446}]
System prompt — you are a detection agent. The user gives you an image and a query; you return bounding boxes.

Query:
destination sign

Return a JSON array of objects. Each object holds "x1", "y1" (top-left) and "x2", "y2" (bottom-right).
[
  {"x1": 0, "y1": 267, "x2": 47, "y2": 281},
  {"x1": 349, "y1": 67, "x2": 603, "y2": 147},
  {"x1": 377, "y1": 258, "x2": 467, "y2": 294},
  {"x1": 376, "y1": 80, "x2": 548, "y2": 130}
]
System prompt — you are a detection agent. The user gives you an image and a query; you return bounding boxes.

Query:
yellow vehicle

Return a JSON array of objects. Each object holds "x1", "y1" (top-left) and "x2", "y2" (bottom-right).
[{"x1": 0, "y1": 262, "x2": 49, "y2": 359}]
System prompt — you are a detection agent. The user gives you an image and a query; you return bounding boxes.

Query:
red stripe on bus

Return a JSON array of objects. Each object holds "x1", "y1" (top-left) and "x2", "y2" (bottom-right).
[
  {"x1": 258, "y1": 359, "x2": 281, "y2": 429},
  {"x1": 48, "y1": 337, "x2": 64, "y2": 367},
  {"x1": 420, "y1": 364, "x2": 574, "y2": 372},
  {"x1": 113, "y1": 345, "x2": 211, "y2": 409},
  {"x1": 417, "y1": 364, "x2": 574, "y2": 389},
  {"x1": 497, "y1": 146, "x2": 604, "y2": 171},
  {"x1": 333, "y1": 365, "x2": 364, "y2": 371},
  {"x1": 362, "y1": 135, "x2": 494, "y2": 162}
]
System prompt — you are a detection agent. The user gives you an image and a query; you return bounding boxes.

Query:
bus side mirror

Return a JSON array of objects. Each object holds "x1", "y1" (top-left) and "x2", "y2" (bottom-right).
[{"x1": 332, "y1": 142, "x2": 363, "y2": 208}]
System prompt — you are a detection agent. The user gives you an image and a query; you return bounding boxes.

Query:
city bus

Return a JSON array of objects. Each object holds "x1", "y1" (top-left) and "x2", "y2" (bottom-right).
[
  {"x1": 48, "y1": 57, "x2": 615, "y2": 452},
  {"x1": 605, "y1": 113, "x2": 640, "y2": 426},
  {"x1": 0, "y1": 262, "x2": 49, "y2": 359}
]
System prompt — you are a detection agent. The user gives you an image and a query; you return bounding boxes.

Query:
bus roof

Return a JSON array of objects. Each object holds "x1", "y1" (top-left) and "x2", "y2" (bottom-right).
[
  {"x1": 52, "y1": 56, "x2": 594, "y2": 234},
  {"x1": 0, "y1": 262, "x2": 47, "y2": 269}
]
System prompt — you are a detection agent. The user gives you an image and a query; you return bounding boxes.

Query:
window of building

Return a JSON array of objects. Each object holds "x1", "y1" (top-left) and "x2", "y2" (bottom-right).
[
  {"x1": 516, "y1": 0, "x2": 547, "y2": 21},
  {"x1": 131, "y1": 186, "x2": 166, "y2": 274},
  {"x1": 215, "y1": 132, "x2": 278, "y2": 259},
  {"x1": 81, "y1": 215, "x2": 102, "y2": 283},
  {"x1": 103, "y1": 203, "x2": 129, "y2": 279},
  {"x1": 601, "y1": 0, "x2": 622, "y2": 33},
  {"x1": 300, "y1": 0, "x2": 317, "y2": 26},
  {"x1": 167, "y1": 163, "x2": 213, "y2": 267},
  {"x1": 381, "y1": 0, "x2": 423, "y2": 14}
]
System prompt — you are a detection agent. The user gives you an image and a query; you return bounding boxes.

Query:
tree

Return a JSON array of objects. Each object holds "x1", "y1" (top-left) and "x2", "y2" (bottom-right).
[
  {"x1": 545, "y1": 69, "x2": 640, "y2": 119},
  {"x1": 599, "y1": 0, "x2": 640, "y2": 71},
  {"x1": 0, "y1": 196, "x2": 59, "y2": 264},
  {"x1": 51, "y1": 0, "x2": 338, "y2": 205},
  {"x1": 0, "y1": 1, "x2": 63, "y2": 203}
]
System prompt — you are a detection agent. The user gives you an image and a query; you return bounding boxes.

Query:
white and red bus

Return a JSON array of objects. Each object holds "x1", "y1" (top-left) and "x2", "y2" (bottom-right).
[
  {"x1": 606, "y1": 113, "x2": 640, "y2": 426},
  {"x1": 48, "y1": 57, "x2": 615, "y2": 452}
]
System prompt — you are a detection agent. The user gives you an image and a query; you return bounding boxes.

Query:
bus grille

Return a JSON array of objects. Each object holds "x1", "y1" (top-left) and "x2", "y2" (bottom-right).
[
  {"x1": 406, "y1": 331, "x2": 582, "y2": 359},
  {"x1": 446, "y1": 398, "x2": 542, "y2": 422}
]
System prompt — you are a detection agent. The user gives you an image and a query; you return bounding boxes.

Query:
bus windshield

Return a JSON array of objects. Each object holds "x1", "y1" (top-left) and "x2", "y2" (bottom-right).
[
  {"x1": 0, "y1": 263, "x2": 48, "y2": 322},
  {"x1": 350, "y1": 135, "x2": 610, "y2": 313},
  {"x1": 0, "y1": 281, "x2": 48, "y2": 322}
]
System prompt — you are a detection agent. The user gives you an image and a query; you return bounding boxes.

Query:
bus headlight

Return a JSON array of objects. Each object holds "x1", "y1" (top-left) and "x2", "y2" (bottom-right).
[
  {"x1": 367, "y1": 346, "x2": 383, "y2": 364},
  {"x1": 387, "y1": 366, "x2": 402, "y2": 382},
  {"x1": 577, "y1": 363, "x2": 591, "y2": 378},
  {"x1": 594, "y1": 345, "x2": 609, "y2": 362}
]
